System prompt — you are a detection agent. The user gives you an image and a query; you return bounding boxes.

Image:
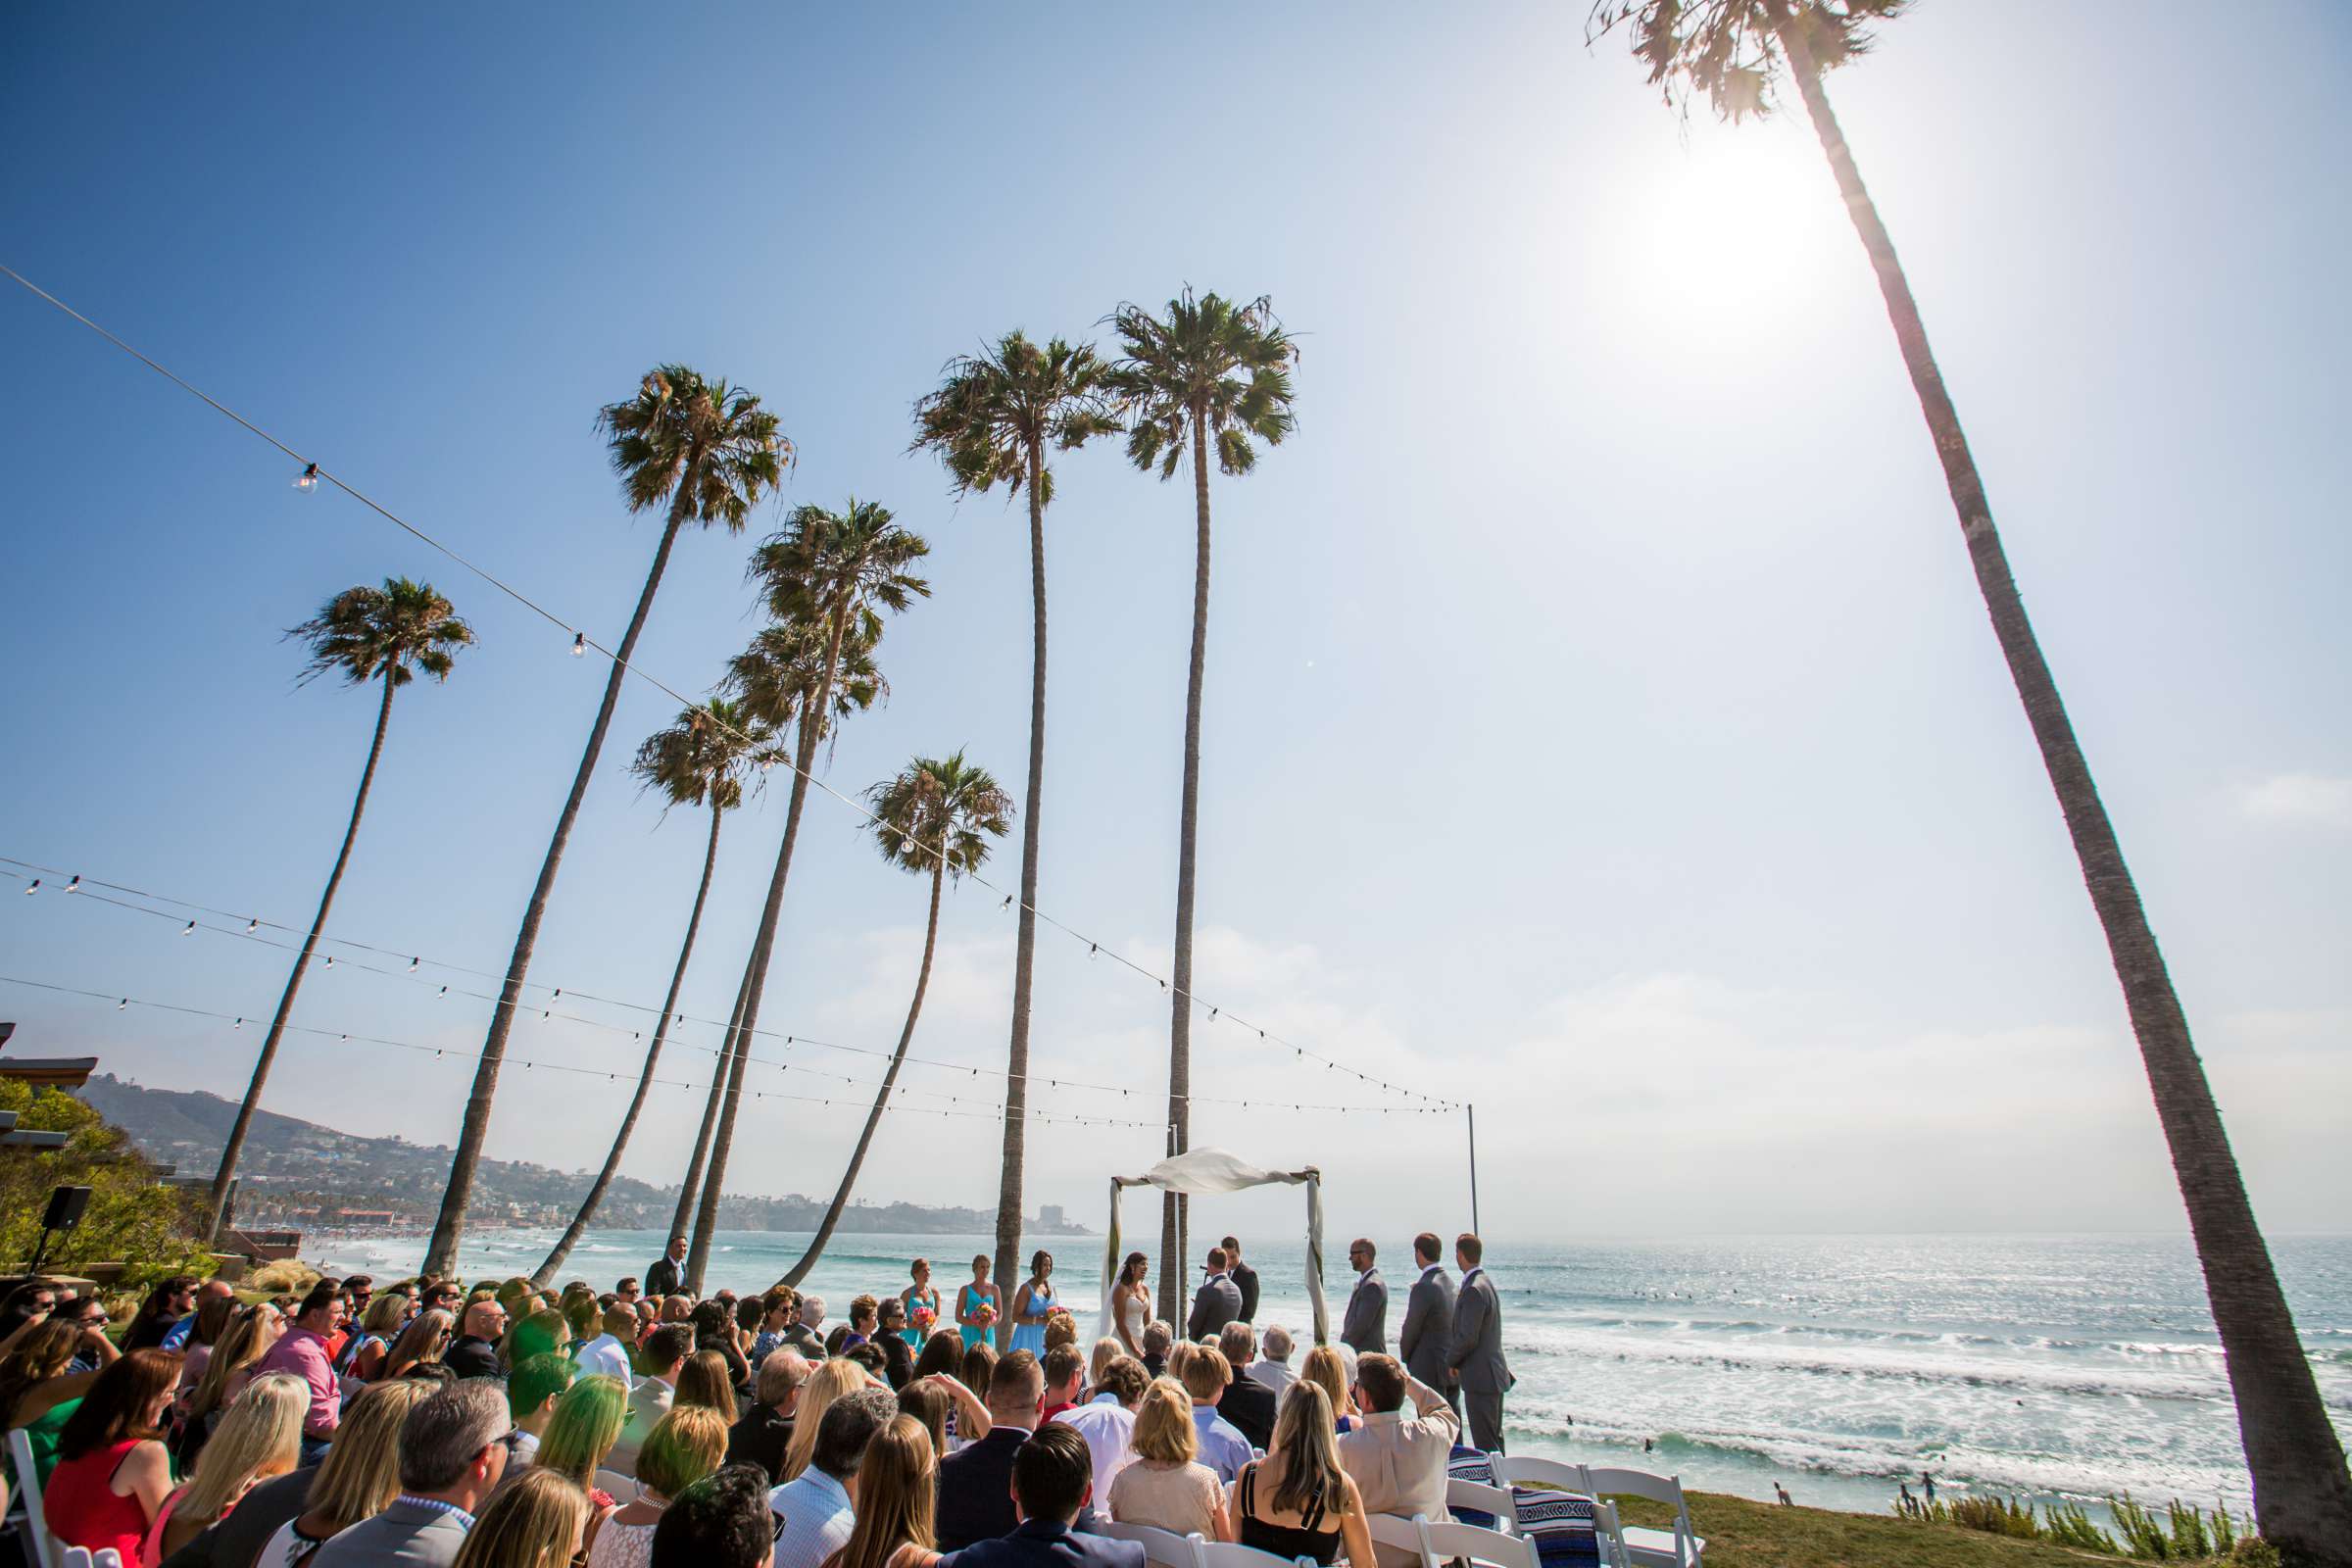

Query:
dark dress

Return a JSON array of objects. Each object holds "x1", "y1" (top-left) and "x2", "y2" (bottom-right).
[
  {"x1": 1235, "y1": 1462, "x2": 1342, "y2": 1566},
  {"x1": 723, "y1": 1408, "x2": 794, "y2": 1484}
]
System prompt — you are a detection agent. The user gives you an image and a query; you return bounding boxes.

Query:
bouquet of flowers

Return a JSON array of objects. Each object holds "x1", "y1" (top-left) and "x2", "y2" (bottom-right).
[
  {"x1": 912, "y1": 1304, "x2": 938, "y2": 1336},
  {"x1": 970, "y1": 1299, "x2": 998, "y2": 1327}
]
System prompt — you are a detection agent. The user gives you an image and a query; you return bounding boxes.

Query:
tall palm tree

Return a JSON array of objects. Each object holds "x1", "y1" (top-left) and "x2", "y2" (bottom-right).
[
  {"x1": 530, "y1": 697, "x2": 771, "y2": 1287},
  {"x1": 911, "y1": 332, "x2": 1117, "y2": 1339},
  {"x1": 204, "y1": 579, "x2": 472, "y2": 1242},
  {"x1": 668, "y1": 623, "x2": 886, "y2": 1242},
  {"x1": 779, "y1": 753, "x2": 1011, "y2": 1286},
  {"x1": 423, "y1": 366, "x2": 788, "y2": 1279},
  {"x1": 1109, "y1": 289, "x2": 1298, "y2": 1322},
  {"x1": 683, "y1": 500, "x2": 930, "y2": 1291},
  {"x1": 1590, "y1": 4, "x2": 2352, "y2": 1556}
]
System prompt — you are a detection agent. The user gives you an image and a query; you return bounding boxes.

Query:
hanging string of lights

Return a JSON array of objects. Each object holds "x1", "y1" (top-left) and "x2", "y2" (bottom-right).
[
  {"x1": 5, "y1": 856, "x2": 1453, "y2": 1116},
  {"x1": 0, "y1": 262, "x2": 1459, "y2": 1112}
]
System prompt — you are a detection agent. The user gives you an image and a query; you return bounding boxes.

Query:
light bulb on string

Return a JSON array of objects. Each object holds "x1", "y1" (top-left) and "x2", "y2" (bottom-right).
[
  {"x1": 181, "y1": 919, "x2": 196, "y2": 936},
  {"x1": 21, "y1": 880, "x2": 36, "y2": 895},
  {"x1": 293, "y1": 462, "x2": 319, "y2": 493},
  {"x1": 322, "y1": 955, "x2": 333, "y2": 968},
  {"x1": 233, "y1": 1018, "x2": 242, "y2": 1029},
  {"x1": 66, "y1": 876, "x2": 80, "y2": 893},
  {"x1": 570, "y1": 632, "x2": 586, "y2": 657},
  {"x1": 409, "y1": 957, "x2": 419, "y2": 972},
  {"x1": 246, "y1": 918, "x2": 259, "y2": 932},
  {"x1": 437, "y1": 986, "x2": 448, "y2": 998},
  {"x1": 118, "y1": 998, "x2": 127, "y2": 1009}
]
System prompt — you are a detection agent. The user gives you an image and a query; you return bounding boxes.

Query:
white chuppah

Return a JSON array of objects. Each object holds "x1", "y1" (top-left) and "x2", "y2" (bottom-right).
[{"x1": 1098, "y1": 1146, "x2": 1327, "y2": 1347}]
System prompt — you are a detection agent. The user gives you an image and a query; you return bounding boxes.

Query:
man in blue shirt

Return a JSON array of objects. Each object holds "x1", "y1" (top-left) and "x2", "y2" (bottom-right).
[
  {"x1": 939, "y1": 1425, "x2": 1143, "y2": 1568},
  {"x1": 768, "y1": 1386, "x2": 897, "y2": 1568},
  {"x1": 1178, "y1": 1348, "x2": 1253, "y2": 1483}
]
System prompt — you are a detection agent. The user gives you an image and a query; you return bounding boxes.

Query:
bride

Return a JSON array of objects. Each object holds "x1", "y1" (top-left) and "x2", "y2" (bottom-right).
[{"x1": 1111, "y1": 1250, "x2": 1152, "y2": 1359}]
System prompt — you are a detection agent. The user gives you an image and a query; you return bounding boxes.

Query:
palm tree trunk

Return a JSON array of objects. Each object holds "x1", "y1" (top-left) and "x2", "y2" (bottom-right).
[
  {"x1": 1770, "y1": 15, "x2": 2352, "y2": 1559},
  {"x1": 424, "y1": 512, "x2": 687, "y2": 1278},
  {"x1": 532, "y1": 801, "x2": 725, "y2": 1288},
  {"x1": 992, "y1": 442, "x2": 1050, "y2": 1346},
  {"x1": 205, "y1": 675, "x2": 398, "y2": 1242},
  {"x1": 1159, "y1": 403, "x2": 1212, "y2": 1324},
  {"x1": 686, "y1": 606, "x2": 851, "y2": 1293},
  {"x1": 673, "y1": 958, "x2": 753, "y2": 1242},
  {"x1": 782, "y1": 860, "x2": 947, "y2": 1287}
]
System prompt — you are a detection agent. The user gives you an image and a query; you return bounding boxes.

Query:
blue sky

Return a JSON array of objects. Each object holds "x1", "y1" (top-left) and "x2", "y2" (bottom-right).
[{"x1": 3, "y1": 0, "x2": 2347, "y2": 1243}]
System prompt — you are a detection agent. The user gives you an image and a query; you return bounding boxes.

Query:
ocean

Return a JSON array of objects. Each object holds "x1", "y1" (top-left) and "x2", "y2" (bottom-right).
[{"x1": 302, "y1": 1226, "x2": 2352, "y2": 1520}]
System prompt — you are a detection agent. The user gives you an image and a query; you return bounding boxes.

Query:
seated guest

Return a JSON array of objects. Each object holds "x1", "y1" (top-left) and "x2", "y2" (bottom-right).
[
  {"x1": 1038, "y1": 1347, "x2": 1085, "y2": 1424},
  {"x1": 256, "y1": 1282, "x2": 348, "y2": 1457},
  {"x1": 778, "y1": 1360, "x2": 879, "y2": 1485},
  {"x1": 768, "y1": 1387, "x2": 897, "y2": 1568},
  {"x1": 676, "y1": 1350, "x2": 740, "y2": 1416},
  {"x1": 692, "y1": 1300, "x2": 752, "y2": 1391},
  {"x1": 846, "y1": 1345, "x2": 890, "y2": 1384},
  {"x1": 798, "y1": 1297, "x2": 829, "y2": 1345},
  {"x1": 1138, "y1": 1324, "x2": 1171, "y2": 1383},
  {"x1": 449, "y1": 1467, "x2": 590, "y2": 1568},
  {"x1": 1245, "y1": 1326, "x2": 1297, "y2": 1398},
  {"x1": 313, "y1": 1378, "x2": 512, "y2": 1568},
  {"x1": 0, "y1": 1319, "x2": 107, "y2": 1488},
  {"x1": 45, "y1": 1349, "x2": 180, "y2": 1561},
  {"x1": 911, "y1": 1334, "x2": 964, "y2": 1388},
  {"x1": 143, "y1": 1372, "x2": 305, "y2": 1560},
  {"x1": 651, "y1": 1464, "x2": 770, "y2": 1568},
  {"x1": 728, "y1": 1349, "x2": 808, "y2": 1483},
  {"x1": 842, "y1": 1297, "x2": 880, "y2": 1353},
  {"x1": 506, "y1": 1353, "x2": 576, "y2": 1468},
  {"x1": 933, "y1": 1352, "x2": 1043, "y2": 1551},
  {"x1": 751, "y1": 1290, "x2": 800, "y2": 1368},
  {"x1": 1212, "y1": 1326, "x2": 1274, "y2": 1451},
  {"x1": 381, "y1": 1309, "x2": 455, "y2": 1383},
  {"x1": 956, "y1": 1342, "x2": 996, "y2": 1397},
  {"x1": 532, "y1": 1375, "x2": 629, "y2": 1514},
  {"x1": 872, "y1": 1300, "x2": 916, "y2": 1390},
  {"x1": 610, "y1": 1326, "x2": 694, "y2": 1475},
  {"x1": 940, "y1": 1424, "x2": 1144, "y2": 1568},
  {"x1": 590, "y1": 1406, "x2": 729, "y2": 1568},
  {"x1": 252, "y1": 1379, "x2": 433, "y2": 1568},
  {"x1": 444, "y1": 1300, "x2": 510, "y2": 1383},
  {"x1": 896, "y1": 1374, "x2": 991, "y2": 1460},
  {"x1": 819, "y1": 1413, "x2": 939, "y2": 1568},
  {"x1": 1104, "y1": 1381, "x2": 1228, "y2": 1542},
  {"x1": 1334, "y1": 1354, "x2": 1458, "y2": 1567},
  {"x1": 1054, "y1": 1357, "x2": 1147, "y2": 1498},
  {"x1": 1225, "y1": 1384, "x2": 1375, "y2": 1568},
  {"x1": 1177, "y1": 1352, "x2": 1252, "y2": 1485},
  {"x1": 1086, "y1": 1341, "x2": 1123, "y2": 1395},
  {"x1": 1298, "y1": 1348, "x2": 1357, "y2": 1436},
  {"x1": 575, "y1": 1307, "x2": 637, "y2": 1385},
  {"x1": 123, "y1": 1278, "x2": 201, "y2": 1353},
  {"x1": 341, "y1": 1293, "x2": 412, "y2": 1385}
]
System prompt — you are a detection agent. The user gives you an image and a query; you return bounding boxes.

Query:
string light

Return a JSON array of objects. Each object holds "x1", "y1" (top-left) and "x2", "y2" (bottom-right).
[
  {"x1": 293, "y1": 462, "x2": 318, "y2": 492},
  {"x1": 20, "y1": 880, "x2": 35, "y2": 896},
  {"x1": 181, "y1": 919, "x2": 195, "y2": 935},
  {"x1": 570, "y1": 632, "x2": 586, "y2": 657},
  {"x1": 66, "y1": 876, "x2": 79, "y2": 893},
  {"x1": 409, "y1": 956, "x2": 419, "y2": 972}
]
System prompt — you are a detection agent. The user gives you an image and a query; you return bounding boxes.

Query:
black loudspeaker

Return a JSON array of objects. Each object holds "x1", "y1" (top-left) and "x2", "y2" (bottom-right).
[{"x1": 41, "y1": 1186, "x2": 92, "y2": 1232}]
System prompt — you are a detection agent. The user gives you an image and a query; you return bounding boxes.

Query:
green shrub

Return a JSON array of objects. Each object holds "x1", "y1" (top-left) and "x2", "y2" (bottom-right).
[
  {"x1": 0, "y1": 1080, "x2": 214, "y2": 1292},
  {"x1": 2044, "y1": 1501, "x2": 2119, "y2": 1553},
  {"x1": 1947, "y1": 1495, "x2": 2041, "y2": 1539},
  {"x1": 2227, "y1": 1537, "x2": 2278, "y2": 1568}
]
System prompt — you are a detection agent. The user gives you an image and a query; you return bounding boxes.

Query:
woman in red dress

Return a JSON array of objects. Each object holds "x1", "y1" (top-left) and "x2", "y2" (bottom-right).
[{"x1": 43, "y1": 1348, "x2": 181, "y2": 1560}]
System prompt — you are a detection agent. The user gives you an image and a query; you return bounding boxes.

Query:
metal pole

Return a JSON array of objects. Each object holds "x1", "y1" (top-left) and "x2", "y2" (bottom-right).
[{"x1": 1467, "y1": 1103, "x2": 1481, "y2": 1235}]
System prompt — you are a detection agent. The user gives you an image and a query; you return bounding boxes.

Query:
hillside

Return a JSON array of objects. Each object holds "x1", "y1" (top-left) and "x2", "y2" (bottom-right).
[{"x1": 78, "y1": 1073, "x2": 1088, "y2": 1235}]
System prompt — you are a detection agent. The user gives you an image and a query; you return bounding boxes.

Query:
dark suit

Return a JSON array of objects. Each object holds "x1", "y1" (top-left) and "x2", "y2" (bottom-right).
[
  {"x1": 942, "y1": 1519, "x2": 1145, "y2": 1568},
  {"x1": 1398, "y1": 1264, "x2": 1454, "y2": 1403},
  {"x1": 443, "y1": 1335, "x2": 501, "y2": 1381},
  {"x1": 724, "y1": 1407, "x2": 794, "y2": 1484},
  {"x1": 645, "y1": 1253, "x2": 683, "y2": 1298},
  {"x1": 1230, "y1": 1261, "x2": 1260, "y2": 1323},
  {"x1": 936, "y1": 1426, "x2": 1030, "y2": 1551},
  {"x1": 1342, "y1": 1267, "x2": 1389, "y2": 1354},
  {"x1": 1217, "y1": 1372, "x2": 1277, "y2": 1450},
  {"x1": 1446, "y1": 1266, "x2": 1512, "y2": 1452},
  {"x1": 1187, "y1": 1273, "x2": 1242, "y2": 1344}
]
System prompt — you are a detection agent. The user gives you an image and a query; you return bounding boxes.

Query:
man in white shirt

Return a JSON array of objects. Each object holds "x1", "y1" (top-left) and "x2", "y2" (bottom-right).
[
  {"x1": 770, "y1": 1387, "x2": 897, "y2": 1568},
  {"x1": 1054, "y1": 1354, "x2": 1148, "y2": 1494},
  {"x1": 1246, "y1": 1322, "x2": 1298, "y2": 1396},
  {"x1": 574, "y1": 1305, "x2": 636, "y2": 1384},
  {"x1": 1337, "y1": 1353, "x2": 1461, "y2": 1568}
]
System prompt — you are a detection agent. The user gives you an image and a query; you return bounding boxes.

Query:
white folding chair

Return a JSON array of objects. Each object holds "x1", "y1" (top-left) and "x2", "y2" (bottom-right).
[
  {"x1": 58, "y1": 1551, "x2": 92, "y2": 1568},
  {"x1": 1419, "y1": 1516, "x2": 1539, "y2": 1568},
  {"x1": 94, "y1": 1552, "x2": 123, "y2": 1568},
  {"x1": 1487, "y1": 1455, "x2": 1586, "y2": 1494},
  {"x1": 1194, "y1": 1542, "x2": 1316, "y2": 1568},
  {"x1": 1580, "y1": 1469, "x2": 1702, "y2": 1567},
  {"x1": 1364, "y1": 1512, "x2": 1428, "y2": 1566},
  {"x1": 1590, "y1": 1500, "x2": 1631, "y2": 1568},
  {"x1": 8, "y1": 1428, "x2": 61, "y2": 1568},
  {"x1": 595, "y1": 1467, "x2": 640, "y2": 1504},
  {"x1": 1096, "y1": 1521, "x2": 1206, "y2": 1568},
  {"x1": 1445, "y1": 1478, "x2": 1519, "y2": 1530}
]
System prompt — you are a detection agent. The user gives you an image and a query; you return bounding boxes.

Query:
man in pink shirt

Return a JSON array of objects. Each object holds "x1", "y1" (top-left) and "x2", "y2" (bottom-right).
[{"x1": 257, "y1": 1278, "x2": 347, "y2": 1457}]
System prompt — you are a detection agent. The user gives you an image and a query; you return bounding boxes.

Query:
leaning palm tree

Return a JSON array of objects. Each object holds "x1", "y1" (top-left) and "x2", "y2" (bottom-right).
[
  {"x1": 682, "y1": 499, "x2": 930, "y2": 1291},
  {"x1": 205, "y1": 578, "x2": 472, "y2": 1241},
  {"x1": 668, "y1": 622, "x2": 886, "y2": 1242},
  {"x1": 530, "y1": 697, "x2": 772, "y2": 1287},
  {"x1": 911, "y1": 331, "x2": 1117, "y2": 1339},
  {"x1": 423, "y1": 366, "x2": 788, "y2": 1279},
  {"x1": 1589, "y1": 4, "x2": 2352, "y2": 1557},
  {"x1": 1108, "y1": 289, "x2": 1298, "y2": 1321},
  {"x1": 779, "y1": 753, "x2": 1011, "y2": 1286}
]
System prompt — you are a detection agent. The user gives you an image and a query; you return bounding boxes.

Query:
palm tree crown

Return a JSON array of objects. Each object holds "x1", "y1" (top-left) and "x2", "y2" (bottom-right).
[
  {"x1": 868, "y1": 752, "x2": 1012, "y2": 880},
  {"x1": 910, "y1": 332, "x2": 1119, "y2": 504},
  {"x1": 597, "y1": 366, "x2": 792, "y2": 527},
  {"x1": 1109, "y1": 289, "x2": 1299, "y2": 478},
  {"x1": 1591, "y1": 0, "x2": 1899, "y2": 120},
  {"x1": 749, "y1": 498, "x2": 932, "y2": 639},
  {"x1": 288, "y1": 577, "x2": 473, "y2": 688},
  {"x1": 726, "y1": 619, "x2": 888, "y2": 755},
  {"x1": 631, "y1": 696, "x2": 772, "y2": 815}
]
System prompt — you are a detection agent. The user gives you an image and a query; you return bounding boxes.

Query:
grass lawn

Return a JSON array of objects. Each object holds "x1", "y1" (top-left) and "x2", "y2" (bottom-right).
[{"x1": 1627, "y1": 1491, "x2": 2149, "y2": 1568}]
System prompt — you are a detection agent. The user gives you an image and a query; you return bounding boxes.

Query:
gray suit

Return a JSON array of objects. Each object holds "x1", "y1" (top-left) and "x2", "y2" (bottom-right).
[
  {"x1": 1187, "y1": 1272, "x2": 1243, "y2": 1343},
  {"x1": 1397, "y1": 1264, "x2": 1455, "y2": 1396},
  {"x1": 1342, "y1": 1267, "x2": 1388, "y2": 1354},
  {"x1": 1446, "y1": 1265, "x2": 1513, "y2": 1452},
  {"x1": 311, "y1": 1497, "x2": 471, "y2": 1568}
]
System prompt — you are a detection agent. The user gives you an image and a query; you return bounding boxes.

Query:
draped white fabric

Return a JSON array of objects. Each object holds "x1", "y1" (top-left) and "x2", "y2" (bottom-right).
[{"x1": 1098, "y1": 1147, "x2": 1327, "y2": 1348}]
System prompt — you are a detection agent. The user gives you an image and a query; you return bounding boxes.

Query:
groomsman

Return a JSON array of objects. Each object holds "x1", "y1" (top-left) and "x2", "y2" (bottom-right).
[
  {"x1": 1446, "y1": 1232, "x2": 1513, "y2": 1452},
  {"x1": 1342, "y1": 1238, "x2": 1388, "y2": 1354},
  {"x1": 1396, "y1": 1232, "x2": 1455, "y2": 1411}
]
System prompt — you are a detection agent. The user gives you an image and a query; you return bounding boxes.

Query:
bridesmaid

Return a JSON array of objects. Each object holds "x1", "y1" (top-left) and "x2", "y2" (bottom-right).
[
  {"x1": 1007, "y1": 1251, "x2": 1055, "y2": 1358},
  {"x1": 901, "y1": 1258, "x2": 941, "y2": 1350},
  {"x1": 955, "y1": 1254, "x2": 1000, "y2": 1351}
]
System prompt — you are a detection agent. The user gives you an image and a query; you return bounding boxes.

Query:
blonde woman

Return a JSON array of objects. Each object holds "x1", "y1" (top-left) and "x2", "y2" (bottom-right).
[
  {"x1": 1225, "y1": 1382, "x2": 1373, "y2": 1568},
  {"x1": 177, "y1": 1302, "x2": 284, "y2": 1471},
  {"x1": 1106, "y1": 1380, "x2": 1230, "y2": 1541},
  {"x1": 381, "y1": 1307, "x2": 455, "y2": 1381},
  {"x1": 534, "y1": 1374, "x2": 630, "y2": 1512},
  {"x1": 1298, "y1": 1346, "x2": 1355, "y2": 1435},
  {"x1": 141, "y1": 1372, "x2": 305, "y2": 1564},
  {"x1": 453, "y1": 1468, "x2": 591, "y2": 1568},
  {"x1": 340, "y1": 1292, "x2": 411, "y2": 1384},
  {"x1": 820, "y1": 1414, "x2": 938, "y2": 1568},
  {"x1": 777, "y1": 1358, "x2": 874, "y2": 1483},
  {"x1": 588, "y1": 1406, "x2": 728, "y2": 1568},
  {"x1": 174, "y1": 1296, "x2": 241, "y2": 1407},
  {"x1": 260, "y1": 1376, "x2": 432, "y2": 1568},
  {"x1": 0, "y1": 1320, "x2": 101, "y2": 1487},
  {"x1": 1088, "y1": 1337, "x2": 1124, "y2": 1393}
]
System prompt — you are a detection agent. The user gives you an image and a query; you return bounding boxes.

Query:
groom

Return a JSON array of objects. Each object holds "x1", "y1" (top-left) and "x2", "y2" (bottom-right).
[{"x1": 1188, "y1": 1246, "x2": 1244, "y2": 1343}]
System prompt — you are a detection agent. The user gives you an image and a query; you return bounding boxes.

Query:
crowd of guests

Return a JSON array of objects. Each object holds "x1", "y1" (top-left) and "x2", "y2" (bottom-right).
[{"x1": 0, "y1": 1228, "x2": 1503, "y2": 1568}]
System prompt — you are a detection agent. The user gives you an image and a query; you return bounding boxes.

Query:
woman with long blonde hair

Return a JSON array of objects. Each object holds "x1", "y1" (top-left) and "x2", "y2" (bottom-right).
[
  {"x1": 1225, "y1": 1382, "x2": 1374, "y2": 1568},
  {"x1": 1106, "y1": 1380, "x2": 1229, "y2": 1541},
  {"x1": 340, "y1": 1291, "x2": 411, "y2": 1384},
  {"x1": 380, "y1": 1307, "x2": 455, "y2": 1380},
  {"x1": 821, "y1": 1414, "x2": 938, "y2": 1568},
  {"x1": 177, "y1": 1301, "x2": 284, "y2": 1469},
  {"x1": 259, "y1": 1377, "x2": 433, "y2": 1568},
  {"x1": 778, "y1": 1358, "x2": 873, "y2": 1483},
  {"x1": 141, "y1": 1372, "x2": 305, "y2": 1564},
  {"x1": 587, "y1": 1405, "x2": 728, "y2": 1568},
  {"x1": 1298, "y1": 1346, "x2": 1355, "y2": 1434},
  {"x1": 453, "y1": 1468, "x2": 592, "y2": 1568},
  {"x1": 0, "y1": 1320, "x2": 99, "y2": 1487},
  {"x1": 534, "y1": 1374, "x2": 629, "y2": 1510}
]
